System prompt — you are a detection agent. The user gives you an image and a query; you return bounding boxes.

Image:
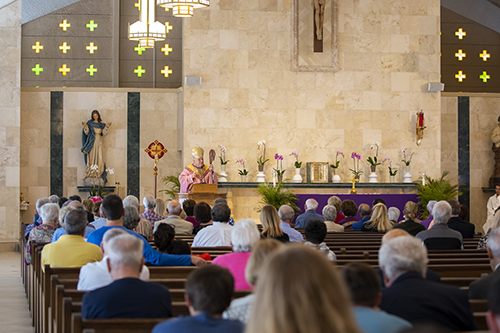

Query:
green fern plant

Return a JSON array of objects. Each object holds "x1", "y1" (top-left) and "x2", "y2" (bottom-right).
[
  {"x1": 416, "y1": 171, "x2": 463, "y2": 219},
  {"x1": 256, "y1": 182, "x2": 299, "y2": 212},
  {"x1": 159, "y1": 174, "x2": 181, "y2": 200}
]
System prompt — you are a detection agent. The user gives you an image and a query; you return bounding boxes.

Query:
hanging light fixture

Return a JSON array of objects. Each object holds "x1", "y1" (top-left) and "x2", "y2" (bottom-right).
[
  {"x1": 156, "y1": 0, "x2": 210, "y2": 18},
  {"x1": 128, "y1": 0, "x2": 166, "y2": 48}
]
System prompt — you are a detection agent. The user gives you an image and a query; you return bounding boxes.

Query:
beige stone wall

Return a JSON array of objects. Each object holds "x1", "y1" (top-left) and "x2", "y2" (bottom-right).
[
  {"x1": 0, "y1": 0, "x2": 21, "y2": 239},
  {"x1": 182, "y1": 0, "x2": 442, "y2": 220},
  {"x1": 441, "y1": 96, "x2": 458, "y2": 180}
]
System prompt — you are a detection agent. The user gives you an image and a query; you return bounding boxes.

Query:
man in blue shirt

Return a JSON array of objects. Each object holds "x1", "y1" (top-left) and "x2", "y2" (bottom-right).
[
  {"x1": 294, "y1": 199, "x2": 324, "y2": 229},
  {"x1": 87, "y1": 195, "x2": 205, "y2": 267},
  {"x1": 82, "y1": 234, "x2": 172, "y2": 319},
  {"x1": 153, "y1": 265, "x2": 244, "y2": 333},
  {"x1": 351, "y1": 203, "x2": 371, "y2": 230},
  {"x1": 278, "y1": 205, "x2": 303, "y2": 242},
  {"x1": 341, "y1": 263, "x2": 412, "y2": 333}
]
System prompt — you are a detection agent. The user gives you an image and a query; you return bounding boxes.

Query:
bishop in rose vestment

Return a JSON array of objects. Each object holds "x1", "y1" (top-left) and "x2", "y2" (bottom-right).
[{"x1": 179, "y1": 147, "x2": 218, "y2": 193}]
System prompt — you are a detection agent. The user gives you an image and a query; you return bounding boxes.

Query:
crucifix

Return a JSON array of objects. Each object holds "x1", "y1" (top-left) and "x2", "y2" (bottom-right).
[
  {"x1": 312, "y1": 0, "x2": 325, "y2": 53},
  {"x1": 144, "y1": 140, "x2": 168, "y2": 197}
]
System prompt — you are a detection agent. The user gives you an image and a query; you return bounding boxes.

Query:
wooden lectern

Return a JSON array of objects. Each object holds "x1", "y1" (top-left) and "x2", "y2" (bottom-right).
[{"x1": 177, "y1": 184, "x2": 226, "y2": 206}]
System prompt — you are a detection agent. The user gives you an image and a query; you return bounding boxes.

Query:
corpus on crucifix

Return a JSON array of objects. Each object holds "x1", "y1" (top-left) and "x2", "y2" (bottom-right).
[{"x1": 312, "y1": 0, "x2": 325, "y2": 40}]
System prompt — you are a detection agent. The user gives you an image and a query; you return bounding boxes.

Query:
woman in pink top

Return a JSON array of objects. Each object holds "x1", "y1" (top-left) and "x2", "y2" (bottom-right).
[{"x1": 212, "y1": 219, "x2": 261, "y2": 290}]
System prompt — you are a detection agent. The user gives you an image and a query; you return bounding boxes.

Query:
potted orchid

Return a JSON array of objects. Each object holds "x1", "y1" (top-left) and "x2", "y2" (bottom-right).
[
  {"x1": 349, "y1": 152, "x2": 363, "y2": 181},
  {"x1": 89, "y1": 167, "x2": 114, "y2": 200},
  {"x1": 218, "y1": 145, "x2": 228, "y2": 181},
  {"x1": 237, "y1": 158, "x2": 249, "y2": 182},
  {"x1": 290, "y1": 151, "x2": 303, "y2": 183},
  {"x1": 330, "y1": 151, "x2": 344, "y2": 182},
  {"x1": 367, "y1": 142, "x2": 381, "y2": 172},
  {"x1": 274, "y1": 154, "x2": 285, "y2": 182},
  {"x1": 401, "y1": 148, "x2": 415, "y2": 183},
  {"x1": 383, "y1": 157, "x2": 398, "y2": 183},
  {"x1": 257, "y1": 140, "x2": 269, "y2": 171}
]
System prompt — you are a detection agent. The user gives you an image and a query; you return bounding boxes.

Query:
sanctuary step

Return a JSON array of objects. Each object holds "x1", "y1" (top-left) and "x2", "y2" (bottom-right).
[{"x1": 0, "y1": 239, "x2": 20, "y2": 252}]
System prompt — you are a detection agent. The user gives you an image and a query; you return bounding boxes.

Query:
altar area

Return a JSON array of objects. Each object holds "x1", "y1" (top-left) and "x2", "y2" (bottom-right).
[{"x1": 217, "y1": 182, "x2": 418, "y2": 222}]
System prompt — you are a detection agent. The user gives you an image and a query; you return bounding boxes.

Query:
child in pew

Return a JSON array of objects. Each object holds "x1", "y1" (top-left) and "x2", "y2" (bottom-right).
[{"x1": 153, "y1": 265, "x2": 244, "y2": 333}]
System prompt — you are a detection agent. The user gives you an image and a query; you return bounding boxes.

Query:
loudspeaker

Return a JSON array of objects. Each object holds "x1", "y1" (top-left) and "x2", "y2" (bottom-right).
[
  {"x1": 185, "y1": 76, "x2": 202, "y2": 85},
  {"x1": 428, "y1": 82, "x2": 444, "y2": 92}
]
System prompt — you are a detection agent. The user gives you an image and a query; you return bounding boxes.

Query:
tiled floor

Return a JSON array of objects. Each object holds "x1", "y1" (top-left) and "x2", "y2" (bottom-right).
[{"x1": 0, "y1": 252, "x2": 34, "y2": 332}]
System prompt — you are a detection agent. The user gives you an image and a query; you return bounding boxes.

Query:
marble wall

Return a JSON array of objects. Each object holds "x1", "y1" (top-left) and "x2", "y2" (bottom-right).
[
  {"x1": 0, "y1": 0, "x2": 21, "y2": 240},
  {"x1": 182, "y1": 0, "x2": 442, "y2": 221},
  {"x1": 20, "y1": 89, "x2": 182, "y2": 219}
]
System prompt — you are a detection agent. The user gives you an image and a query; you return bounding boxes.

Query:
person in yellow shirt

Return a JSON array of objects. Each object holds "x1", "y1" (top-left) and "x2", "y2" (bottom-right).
[{"x1": 41, "y1": 209, "x2": 102, "y2": 272}]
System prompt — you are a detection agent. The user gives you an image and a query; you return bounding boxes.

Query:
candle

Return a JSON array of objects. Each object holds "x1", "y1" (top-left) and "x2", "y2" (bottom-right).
[
  {"x1": 418, "y1": 112, "x2": 424, "y2": 127},
  {"x1": 273, "y1": 171, "x2": 276, "y2": 187}
]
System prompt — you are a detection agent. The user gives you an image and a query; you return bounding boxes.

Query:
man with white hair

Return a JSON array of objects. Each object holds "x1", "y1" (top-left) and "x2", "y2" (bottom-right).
[
  {"x1": 140, "y1": 195, "x2": 163, "y2": 224},
  {"x1": 469, "y1": 228, "x2": 500, "y2": 299},
  {"x1": 294, "y1": 198, "x2": 324, "y2": 229},
  {"x1": 379, "y1": 236, "x2": 475, "y2": 331},
  {"x1": 25, "y1": 203, "x2": 59, "y2": 264},
  {"x1": 415, "y1": 200, "x2": 463, "y2": 250},
  {"x1": 78, "y1": 228, "x2": 150, "y2": 291},
  {"x1": 322, "y1": 205, "x2": 344, "y2": 233},
  {"x1": 278, "y1": 205, "x2": 304, "y2": 242},
  {"x1": 420, "y1": 200, "x2": 437, "y2": 229},
  {"x1": 82, "y1": 234, "x2": 172, "y2": 319},
  {"x1": 51, "y1": 200, "x2": 96, "y2": 241},
  {"x1": 154, "y1": 200, "x2": 193, "y2": 235},
  {"x1": 387, "y1": 207, "x2": 400, "y2": 225},
  {"x1": 123, "y1": 195, "x2": 153, "y2": 240}
]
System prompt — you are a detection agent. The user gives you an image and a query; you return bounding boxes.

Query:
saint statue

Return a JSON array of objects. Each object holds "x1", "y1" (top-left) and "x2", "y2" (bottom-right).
[
  {"x1": 81, "y1": 110, "x2": 111, "y2": 185},
  {"x1": 312, "y1": 0, "x2": 326, "y2": 40},
  {"x1": 492, "y1": 116, "x2": 500, "y2": 178},
  {"x1": 179, "y1": 147, "x2": 218, "y2": 193}
]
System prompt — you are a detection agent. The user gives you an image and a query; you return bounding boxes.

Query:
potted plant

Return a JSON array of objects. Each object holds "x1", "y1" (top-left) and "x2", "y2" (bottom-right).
[
  {"x1": 218, "y1": 145, "x2": 229, "y2": 181},
  {"x1": 256, "y1": 181, "x2": 299, "y2": 212},
  {"x1": 274, "y1": 154, "x2": 285, "y2": 182},
  {"x1": 237, "y1": 158, "x2": 249, "y2": 182},
  {"x1": 401, "y1": 147, "x2": 415, "y2": 183},
  {"x1": 290, "y1": 151, "x2": 303, "y2": 183},
  {"x1": 330, "y1": 151, "x2": 344, "y2": 183},
  {"x1": 416, "y1": 171, "x2": 462, "y2": 219},
  {"x1": 383, "y1": 157, "x2": 398, "y2": 183},
  {"x1": 160, "y1": 173, "x2": 181, "y2": 200},
  {"x1": 349, "y1": 152, "x2": 363, "y2": 182}
]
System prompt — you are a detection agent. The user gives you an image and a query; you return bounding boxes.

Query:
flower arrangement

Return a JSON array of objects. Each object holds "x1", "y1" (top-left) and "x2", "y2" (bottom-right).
[
  {"x1": 383, "y1": 157, "x2": 398, "y2": 176},
  {"x1": 236, "y1": 158, "x2": 249, "y2": 175},
  {"x1": 218, "y1": 145, "x2": 228, "y2": 165},
  {"x1": 290, "y1": 151, "x2": 302, "y2": 168},
  {"x1": 349, "y1": 152, "x2": 363, "y2": 178},
  {"x1": 401, "y1": 147, "x2": 414, "y2": 166},
  {"x1": 89, "y1": 166, "x2": 114, "y2": 199},
  {"x1": 274, "y1": 154, "x2": 285, "y2": 176},
  {"x1": 257, "y1": 140, "x2": 269, "y2": 165},
  {"x1": 367, "y1": 142, "x2": 381, "y2": 166},
  {"x1": 330, "y1": 151, "x2": 344, "y2": 169}
]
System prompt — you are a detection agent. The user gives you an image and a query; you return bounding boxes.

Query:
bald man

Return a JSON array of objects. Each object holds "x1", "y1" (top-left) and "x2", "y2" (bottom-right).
[
  {"x1": 351, "y1": 204, "x2": 371, "y2": 230},
  {"x1": 154, "y1": 201, "x2": 193, "y2": 235},
  {"x1": 294, "y1": 199, "x2": 324, "y2": 229}
]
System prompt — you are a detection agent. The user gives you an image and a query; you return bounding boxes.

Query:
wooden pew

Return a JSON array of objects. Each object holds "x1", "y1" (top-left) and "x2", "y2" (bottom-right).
[{"x1": 71, "y1": 313, "x2": 167, "y2": 333}]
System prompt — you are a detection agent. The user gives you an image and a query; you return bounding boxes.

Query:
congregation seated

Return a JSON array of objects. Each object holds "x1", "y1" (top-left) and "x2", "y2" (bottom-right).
[
  {"x1": 487, "y1": 277, "x2": 500, "y2": 333},
  {"x1": 82, "y1": 199, "x2": 95, "y2": 223},
  {"x1": 90, "y1": 200, "x2": 107, "y2": 230},
  {"x1": 379, "y1": 236, "x2": 476, "y2": 331},
  {"x1": 322, "y1": 205, "x2": 344, "y2": 232},
  {"x1": 223, "y1": 239, "x2": 284, "y2": 323},
  {"x1": 182, "y1": 199, "x2": 198, "y2": 227},
  {"x1": 78, "y1": 228, "x2": 150, "y2": 291},
  {"x1": 215, "y1": 198, "x2": 235, "y2": 226},
  {"x1": 415, "y1": 201, "x2": 463, "y2": 250},
  {"x1": 87, "y1": 195, "x2": 205, "y2": 266},
  {"x1": 123, "y1": 195, "x2": 153, "y2": 240},
  {"x1": 154, "y1": 223, "x2": 176, "y2": 253},
  {"x1": 49, "y1": 194, "x2": 59, "y2": 204},
  {"x1": 327, "y1": 195, "x2": 344, "y2": 223},
  {"x1": 341, "y1": 263, "x2": 412, "y2": 333},
  {"x1": 192, "y1": 202, "x2": 213, "y2": 234},
  {"x1": 140, "y1": 195, "x2": 164, "y2": 224},
  {"x1": 278, "y1": 204, "x2": 304, "y2": 242},
  {"x1": 338, "y1": 199, "x2": 358, "y2": 228},
  {"x1": 212, "y1": 219, "x2": 260, "y2": 290},
  {"x1": 52, "y1": 200, "x2": 96, "y2": 241},
  {"x1": 420, "y1": 200, "x2": 436, "y2": 230},
  {"x1": 245, "y1": 245, "x2": 359, "y2": 333},
  {"x1": 154, "y1": 200, "x2": 193, "y2": 235},
  {"x1": 388, "y1": 207, "x2": 400, "y2": 225},
  {"x1": 123, "y1": 206, "x2": 141, "y2": 232},
  {"x1": 82, "y1": 234, "x2": 171, "y2": 319},
  {"x1": 192, "y1": 203, "x2": 232, "y2": 247},
  {"x1": 260, "y1": 205, "x2": 289, "y2": 243},
  {"x1": 469, "y1": 227, "x2": 500, "y2": 299},
  {"x1": 41, "y1": 209, "x2": 102, "y2": 271},
  {"x1": 153, "y1": 265, "x2": 244, "y2": 333},
  {"x1": 25, "y1": 197, "x2": 50, "y2": 240},
  {"x1": 69, "y1": 194, "x2": 82, "y2": 202},
  {"x1": 57, "y1": 196, "x2": 68, "y2": 208},
  {"x1": 361, "y1": 203, "x2": 393, "y2": 233},
  {"x1": 155, "y1": 198, "x2": 166, "y2": 217},
  {"x1": 294, "y1": 198, "x2": 324, "y2": 229},
  {"x1": 447, "y1": 199, "x2": 475, "y2": 238},
  {"x1": 304, "y1": 220, "x2": 336, "y2": 260},
  {"x1": 392, "y1": 201, "x2": 424, "y2": 236},
  {"x1": 25, "y1": 203, "x2": 59, "y2": 264},
  {"x1": 352, "y1": 203, "x2": 371, "y2": 230}
]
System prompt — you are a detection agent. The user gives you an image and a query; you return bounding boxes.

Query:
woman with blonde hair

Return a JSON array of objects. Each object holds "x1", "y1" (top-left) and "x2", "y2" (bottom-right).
[
  {"x1": 392, "y1": 201, "x2": 425, "y2": 236},
  {"x1": 361, "y1": 203, "x2": 393, "y2": 233},
  {"x1": 246, "y1": 245, "x2": 360, "y2": 333},
  {"x1": 260, "y1": 205, "x2": 289, "y2": 243}
]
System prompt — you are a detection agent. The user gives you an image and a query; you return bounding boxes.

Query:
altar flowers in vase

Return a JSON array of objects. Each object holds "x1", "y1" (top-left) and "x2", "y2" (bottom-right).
[
  {"x1": 237, "y1": 158, "x2": 249, "y2": 182},
  {"x1": 218, "y1": 145, "x2": 228, "y2": 182},
  {"x1": 401, "y1": 148, "x2": 414, "y2": 183},
  {"x1": 256, "y1": 140, "x2": 268, "y2": 182},
  {"x1": 290, "y1": 151, "x2": 302, "y2": 183},
  {"x1": 274, "y1": 154, "x2": 285, "y2": 182},
  {"x1": 383, "y1": 157, "x2": 398, "y2": 183},
  {"x1": 349, "y1": 152, "x2": 363, "y2": 181},
  {"x1": 330, "y1": 151, "x2": 344, "y2": 183}
]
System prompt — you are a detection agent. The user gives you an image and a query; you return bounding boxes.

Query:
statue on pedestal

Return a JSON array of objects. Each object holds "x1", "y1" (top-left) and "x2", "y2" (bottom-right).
[{"x1": 81, "y1": 110, "x2": 111, "y2": 186}]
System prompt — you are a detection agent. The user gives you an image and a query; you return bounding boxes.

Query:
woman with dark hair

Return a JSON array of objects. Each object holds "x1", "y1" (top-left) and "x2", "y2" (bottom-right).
[
  {"x1": 182, "y1": 199, "x2": 198, "y2": 227},
  {"x1": 338, "y1": 200, "x2": 358, "y2": 229},
  {"x1": 81, "y1": 109, "x2": 112, "y2": 184},
  {"x1": 193, "y1": 202, "x2": 212, "y2": 234},
  {"x1": 154, "y1": 223, "x2": 176, "y2": 253}
]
